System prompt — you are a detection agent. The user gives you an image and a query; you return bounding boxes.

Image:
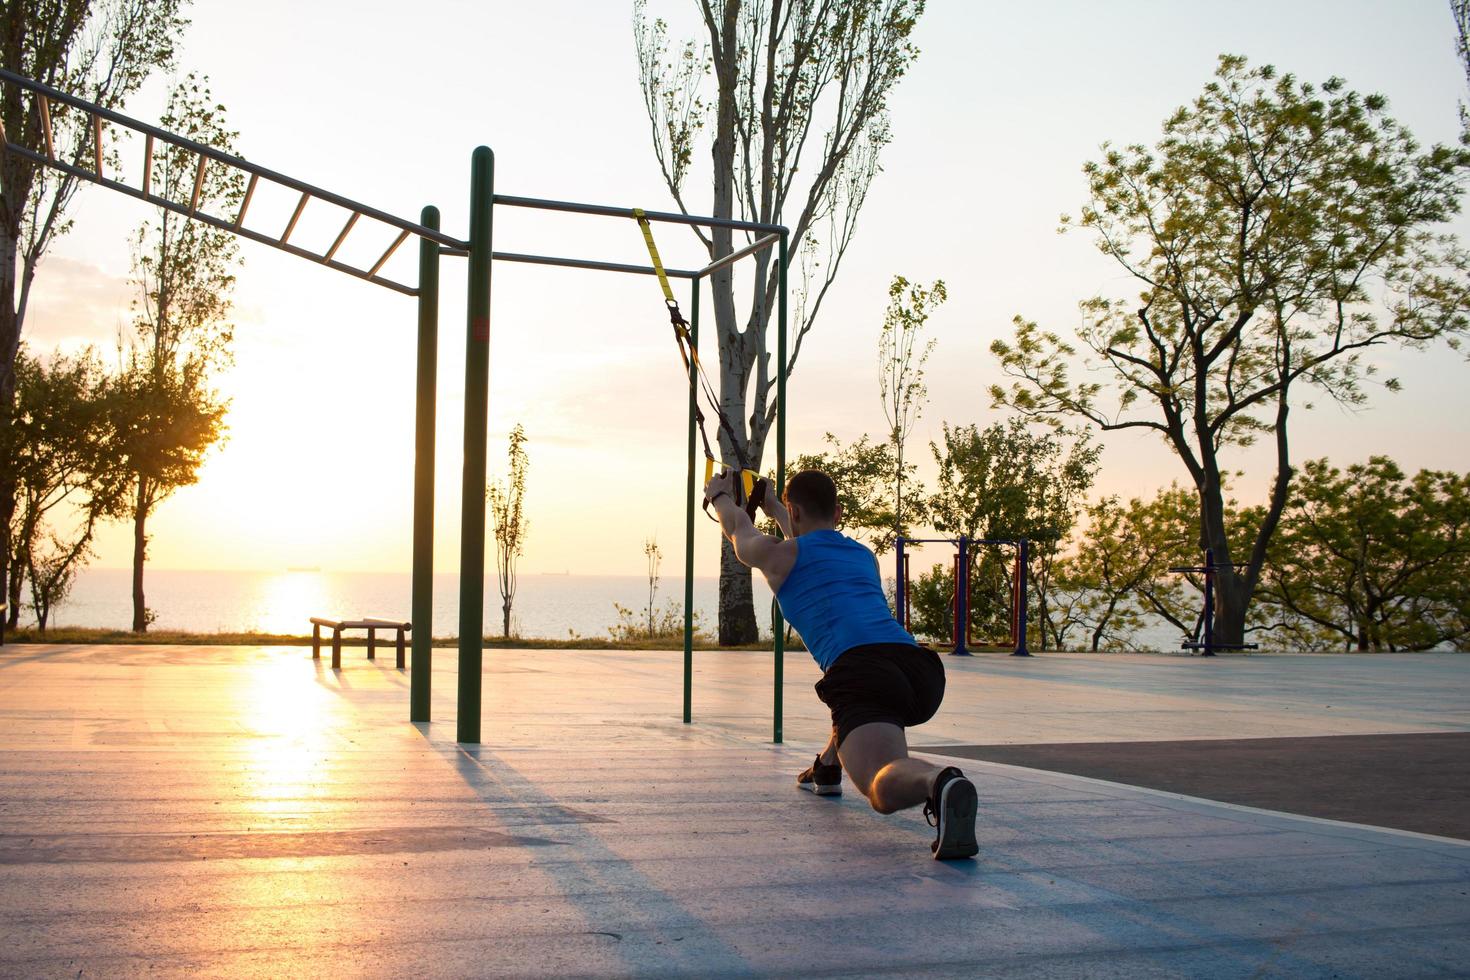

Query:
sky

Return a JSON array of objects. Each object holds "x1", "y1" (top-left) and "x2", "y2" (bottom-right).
[{"x1": 21, "y1": 0, "x2": 1470, "y2": 577}]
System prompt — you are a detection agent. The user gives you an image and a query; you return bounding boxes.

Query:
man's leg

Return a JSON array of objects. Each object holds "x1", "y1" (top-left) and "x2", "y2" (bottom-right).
[
  {"x1": 837, "y1": 722, "x2": 941, "y2": 814},
  {"x1": 817, "y1": 728, "x2": 839, "y2": 765},
  {"x1": 797, "y1": 727, "x2": 844, "y2": 794},
  {"x1": 840, "y1": 720, "x2": 980, "y2": 859}
]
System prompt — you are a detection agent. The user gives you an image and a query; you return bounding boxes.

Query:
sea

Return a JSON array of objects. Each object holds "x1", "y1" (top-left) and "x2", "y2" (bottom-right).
[{"x1": 39, "y1": 568, "x2": 778, "y2": 640}]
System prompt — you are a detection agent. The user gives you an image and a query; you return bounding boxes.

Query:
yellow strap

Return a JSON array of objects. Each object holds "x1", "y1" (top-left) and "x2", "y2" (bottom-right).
[
  {"x1": 633, "y1": 208, "x2": 678, "y2": 306},
  {"x1": 702, "y1": 457, "x2": 759, "y2": 497}
]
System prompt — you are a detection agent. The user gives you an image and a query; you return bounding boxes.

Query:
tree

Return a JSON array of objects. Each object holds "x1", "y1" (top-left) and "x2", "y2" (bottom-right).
[
  {"x1": 0, "y1": 0, "x2": 188, "y2": 637},
  {"x1": 1259, "y1": 457, "x2": 1470, "y2": 651},
  {"x1": 644, "y1": 534, "x2": 662, "y2": 638},
  {"x1": 991, "y1": 56, "x2": 1470, "y2": 646},
  {"x1": 1054, "y1": 491, "x2": 1194, "y2": 652},
  {"x1": 927, "y1": 418, "x2": 1098, "y2": 649},
  {"x1": 878, "y1": 274, "x2": 944, "y2": 543},
  {"x1": 488, "y1": 424, "x2": 529, "y2": 639},
  {"x1": 634, "y1": 0, "x2": 926, "y2": 644},
  {"x1": 1453, "y1": 0, "x2": 1470, "y2": 136},
  {"x1": 117, "y1": 74, "x2": 238, "y2": 632},
  {"x1": 905, "y1": 560, "x2": 953, "y2": 644},
  {"x1": 3, "y1": 348, "x2": 128, "y2": 630},
  {"x1": 789, "y1": 431, "x2": 913, "y2": 554}
]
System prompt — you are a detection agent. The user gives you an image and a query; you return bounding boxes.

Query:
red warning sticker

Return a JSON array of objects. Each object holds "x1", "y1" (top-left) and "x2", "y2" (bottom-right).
[{"x1": 473, "y1": 316, "x2": 490, "y2": 342}]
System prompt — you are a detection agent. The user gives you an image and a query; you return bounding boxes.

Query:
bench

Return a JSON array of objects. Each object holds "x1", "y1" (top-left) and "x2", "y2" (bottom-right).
[{"x1": 310, "y1": 617, "x2": 412, "y2": 669}]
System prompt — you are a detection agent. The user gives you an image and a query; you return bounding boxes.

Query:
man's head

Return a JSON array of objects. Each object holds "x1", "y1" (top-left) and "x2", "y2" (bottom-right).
[{"x1": 784, "y1": 469, "x2": 842, "y2": 535}]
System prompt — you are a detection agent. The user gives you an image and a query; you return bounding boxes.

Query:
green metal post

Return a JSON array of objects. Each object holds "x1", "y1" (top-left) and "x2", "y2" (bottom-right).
[
  {"x1": 773, "y1": 233, "x2": 788, "y2": 744},
  {"x1": 683, "y1": 277, "x2": 700, "y2": 725},
  {"x1": 410, "y1": 206, "x2": 440, "y2": 723},
  {"x1": 458, "y1": 146, "x2": 494, "y2": 744}
]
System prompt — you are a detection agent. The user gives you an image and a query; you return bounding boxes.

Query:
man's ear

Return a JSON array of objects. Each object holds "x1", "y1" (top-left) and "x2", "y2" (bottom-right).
[{"x1": 832, "y1": 502, "x2": 844, "y2": 527}]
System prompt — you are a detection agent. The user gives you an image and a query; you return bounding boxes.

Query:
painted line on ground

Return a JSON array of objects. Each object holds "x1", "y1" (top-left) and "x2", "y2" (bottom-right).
[{"x1": 910, "y1": 750, "x2": 1470, "y2": 854}]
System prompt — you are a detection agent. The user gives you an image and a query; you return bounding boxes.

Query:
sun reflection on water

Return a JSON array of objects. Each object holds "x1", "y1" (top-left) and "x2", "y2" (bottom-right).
[{"x1": 255, "y1": 570, "x2": 332, "y2": 636}]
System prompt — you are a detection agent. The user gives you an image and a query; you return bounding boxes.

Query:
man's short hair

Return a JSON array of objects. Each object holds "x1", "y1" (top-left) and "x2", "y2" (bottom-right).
[{"x1": 785, "y1": 469, "x2": 838, "y2": 523}]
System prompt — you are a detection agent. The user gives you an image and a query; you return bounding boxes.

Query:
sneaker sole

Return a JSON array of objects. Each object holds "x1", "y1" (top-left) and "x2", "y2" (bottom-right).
[
  {"x1": 932, "y1": 778, "x2": 979, "y2": 860},
  {"x1": 798, "y1": 782, "x2": 842, "y2": 796}
]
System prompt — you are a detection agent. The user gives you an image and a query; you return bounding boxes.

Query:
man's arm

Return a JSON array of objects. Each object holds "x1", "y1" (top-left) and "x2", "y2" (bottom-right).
[
  {"x1": 760, "y1": 485, "x2": 795, "y2": 539},
  {"x1": 706, "y1": 473, "x2": 796, "y2": 586}
]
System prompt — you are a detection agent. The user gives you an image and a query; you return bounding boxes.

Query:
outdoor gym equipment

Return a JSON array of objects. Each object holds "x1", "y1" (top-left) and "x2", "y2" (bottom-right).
[
  {"x1": 1168, "y1": 549, "x2": 1260, "y2": 657},
  {"x1": 894, "y1": 537, "x2": 1030, "y2": 657},
  {"x1": 0, "y1": 68, "x2": 790, "y2": 744}
]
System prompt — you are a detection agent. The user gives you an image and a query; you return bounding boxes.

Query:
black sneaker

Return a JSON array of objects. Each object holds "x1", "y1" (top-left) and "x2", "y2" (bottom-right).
[
  {"x1": 924, "y1": 766, "x2": 978, "y2": 860},
  {"x1": 796, "y1": 755, "x2": 842, "y2": 796}
]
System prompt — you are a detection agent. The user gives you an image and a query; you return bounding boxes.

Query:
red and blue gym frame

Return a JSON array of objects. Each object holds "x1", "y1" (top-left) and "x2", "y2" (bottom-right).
[{"x1": 893, "y1": 537, "x2": 1031, "y2": 657}]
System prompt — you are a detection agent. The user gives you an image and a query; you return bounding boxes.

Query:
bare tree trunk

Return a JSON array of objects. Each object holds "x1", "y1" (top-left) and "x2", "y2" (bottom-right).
[
  {"x1": 502, "y1": 601, "x2": 511, "y2": 639},
  {"x1": 131, "y1": 476, "x2": 148, "y2": 632},
  {"x1": 1, "y1": 227, "x2": 20, "y2": 639},
  {"x1": 3, "y1": 537, "x2": 18, "y2": 631},
  {"x1": 718, "y1": 538, "x2": 757, "y2": 645},
  {"x1": 1, "y1": 483, "x2": 16, "y2": 632}
]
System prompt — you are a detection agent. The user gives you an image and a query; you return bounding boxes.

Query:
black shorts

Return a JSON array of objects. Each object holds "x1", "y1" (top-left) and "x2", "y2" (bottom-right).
[{"x1": 814, "y1": 643, "x2": 946, "y2": 747}]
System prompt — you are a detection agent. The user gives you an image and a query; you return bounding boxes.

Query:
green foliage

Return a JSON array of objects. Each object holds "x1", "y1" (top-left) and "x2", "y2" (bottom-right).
[
  {"x1": 1053, "y1": 488, "x2": 1198, "y2": 651},
  {"x1": 906, "y1": 561, "x2": 953, "y2": 644},
  {"x1": 489, "y1": 424, "x2": 530, "y2": 639},
  {"x1": 991, "y1": 55, "x2": 1470, "y2": 644},
  {"x1": 110, "y1": 359, "x2": 226, "y2": 499},
  {"x1": 927, "y1": 418, "x2": 1098, "y2": 648},
  {"x1": 608, "y1": 598, "x2": 707, "y2": 643},
  {"x1": 1, "y1": 0, "x2": 190, "y2": 627},
  {"x1": 788, "y1": 432, "x2": 914, "y2": 554},
  {"x1": 3, "y1": 348, "x2": 130, "y2": 629},
  {"x1": 1454, "y1": 0, "x2": 1470, "y2": 138},
  {"x1": 878, "y1": 274, "x2": 945, "y2": 540},
  {"x1": 1, "y1": 0, "x2": 190, "y2": 325},
  {"x1": 1259, "y1": 457, "x2": 1470, "y2": 651}
]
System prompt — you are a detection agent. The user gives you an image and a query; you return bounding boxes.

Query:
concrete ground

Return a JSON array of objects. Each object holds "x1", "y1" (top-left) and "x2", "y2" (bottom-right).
[{"x1": 0, "y1": 644, "x2": 1467, "y2": 978}]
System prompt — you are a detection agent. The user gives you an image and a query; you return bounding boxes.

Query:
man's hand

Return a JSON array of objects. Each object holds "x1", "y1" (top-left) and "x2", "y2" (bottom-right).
[
  {"x1": 758, "y1": 480, "x2": 795, "y2": 538},
  {"x1": 704, "y1": 469, "x2": 739, "y2": 507}
]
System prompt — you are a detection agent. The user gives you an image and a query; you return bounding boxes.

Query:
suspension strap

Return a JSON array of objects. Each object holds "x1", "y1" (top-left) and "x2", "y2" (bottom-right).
[{"x1": 633, "y1": 209, "x2": 764, "y2": 523}]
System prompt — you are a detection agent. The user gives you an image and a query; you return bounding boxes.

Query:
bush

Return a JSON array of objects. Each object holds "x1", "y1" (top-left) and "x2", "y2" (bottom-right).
[{"x1": 607, "y1": 599, "x2": 707, "y2": 643}]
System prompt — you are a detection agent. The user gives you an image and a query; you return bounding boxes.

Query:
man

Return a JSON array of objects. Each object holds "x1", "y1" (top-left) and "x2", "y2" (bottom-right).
[{"x1": 704, "y1": 468, "x2": 979, "y2": 860}]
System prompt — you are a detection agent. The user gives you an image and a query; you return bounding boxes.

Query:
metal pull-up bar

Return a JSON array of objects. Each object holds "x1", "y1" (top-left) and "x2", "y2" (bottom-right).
[
  {"x1": 2, "y1": 66, "x2": 793, "y2": 747},
  {"x1": 0, "y1": 67, "x2": 461, "y2": 296}
]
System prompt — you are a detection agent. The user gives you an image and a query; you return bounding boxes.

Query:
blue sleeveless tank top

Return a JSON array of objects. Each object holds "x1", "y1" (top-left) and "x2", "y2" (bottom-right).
[{"x1": 775, "y1": 529, "x2": 916, "y2": 671}]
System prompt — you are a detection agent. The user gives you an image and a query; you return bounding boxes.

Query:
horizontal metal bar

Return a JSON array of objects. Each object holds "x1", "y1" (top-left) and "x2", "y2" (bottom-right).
[
  {"x1": 324, "y1": 211, "x2": 360, "y2": 262},
  {"x1": 369, "y1": 228, "x2": 411, "y2": 277},
  {"x1": 487, "y1": 250, "x2": 699, "y2": 278},
  {"x1": 0, "y1": 67, "x2": 465, "y2": 250},
  {"x1": 142, "y1": 134, "x2": 153, "y2": 197},
  {"x1": 189, "y1": 155, "x2": 207, "y2": 213},
  {"x1": 698, "y1": 232, "x2": 780, "y2": 278},
  {"x1": 280, "y1": 191, "x2": 310, "y2": 244},
  {"x1": 898, "y1": 538, "x2": 1021, "y2": 546},
  {"x1": 37, "y1": 95, "x2": 54, "y2": 159},
  {"x1": 235, "y1": 173, "x2": 257, "y2": 227},
  {"x1": 2, "y1": 141, "x2": 417, "y2": 297},
  {"x1": 494, "y1": 193, "x2": 787, "y2": 235}
]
